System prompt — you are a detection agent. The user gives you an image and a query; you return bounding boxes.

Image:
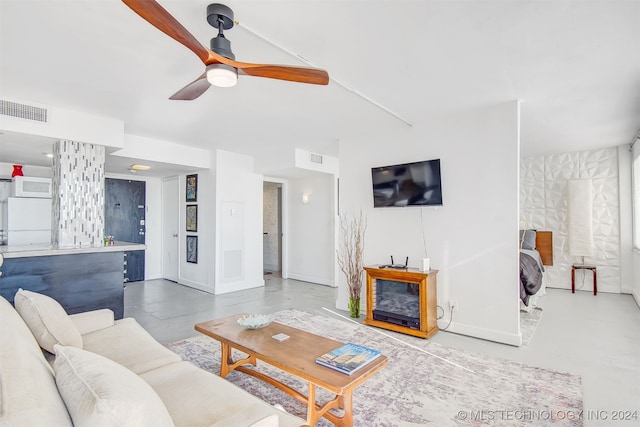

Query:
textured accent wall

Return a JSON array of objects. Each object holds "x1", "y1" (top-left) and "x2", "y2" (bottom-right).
[
  {"x1": 520, "y1": 147, "x2": 620, "y2": 293},
  {"x1": 51, "y1": 140, "x2": 105, "y2": 247}
]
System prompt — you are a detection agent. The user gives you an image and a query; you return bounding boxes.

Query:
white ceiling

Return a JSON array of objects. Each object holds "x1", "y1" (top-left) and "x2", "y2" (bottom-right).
[{"x1": 1, "y1": 0, "x2": 638, "y2": 177}]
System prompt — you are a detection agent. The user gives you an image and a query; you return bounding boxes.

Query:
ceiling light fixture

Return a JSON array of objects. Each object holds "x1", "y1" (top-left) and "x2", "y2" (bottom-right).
[
  {"x1": 206, "y1": 63, "x2": 238, "y2": 87},
  {"x1": 130, "y1": 164, "x2": 151, "y2": 171}
]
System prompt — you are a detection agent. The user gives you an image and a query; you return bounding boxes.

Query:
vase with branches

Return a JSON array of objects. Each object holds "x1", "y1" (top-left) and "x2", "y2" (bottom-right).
[{"x1": 336, "y1": 211, "x2": 366, "y2": 318}]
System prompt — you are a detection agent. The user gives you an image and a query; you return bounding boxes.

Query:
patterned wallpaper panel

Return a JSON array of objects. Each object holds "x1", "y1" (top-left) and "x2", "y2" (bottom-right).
[
  {"x1": 51, "y1": 140, "x2": 105, "y2": 247},
  {"x1": 520, "y1": 147, "x2": 620, "y2": 293}
]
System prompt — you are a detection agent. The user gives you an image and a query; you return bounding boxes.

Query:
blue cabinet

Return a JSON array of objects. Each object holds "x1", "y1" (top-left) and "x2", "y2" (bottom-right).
[{"x1": 0, "y1": 251, "x2": 125, "y2": 319}]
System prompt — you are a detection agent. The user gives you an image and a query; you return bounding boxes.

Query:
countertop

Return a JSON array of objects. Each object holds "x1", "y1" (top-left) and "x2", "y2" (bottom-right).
[{"x1": 0, "y1": 241, "x2": 146, "y2": 259}]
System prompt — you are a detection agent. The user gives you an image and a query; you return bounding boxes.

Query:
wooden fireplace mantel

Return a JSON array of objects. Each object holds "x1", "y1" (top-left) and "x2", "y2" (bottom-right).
[{"x1": 363, "y1": 266, "x2": 439, "y2": 339}]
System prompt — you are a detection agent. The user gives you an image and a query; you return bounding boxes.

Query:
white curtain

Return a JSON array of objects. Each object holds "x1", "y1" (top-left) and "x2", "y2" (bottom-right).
[{"x1": 568, "y1": 179, "x2": 594, "y2": 257}]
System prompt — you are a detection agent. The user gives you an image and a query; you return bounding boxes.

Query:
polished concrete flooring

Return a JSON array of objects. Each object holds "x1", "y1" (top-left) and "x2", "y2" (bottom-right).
[{"x1": 124, "y1": 276, "x2": 640, "y2": 426}]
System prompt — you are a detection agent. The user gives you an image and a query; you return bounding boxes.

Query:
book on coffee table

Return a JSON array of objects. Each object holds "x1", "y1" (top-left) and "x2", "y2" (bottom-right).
[{"x1": 315, "y1": 342, "x2": 381, "y2": 375}]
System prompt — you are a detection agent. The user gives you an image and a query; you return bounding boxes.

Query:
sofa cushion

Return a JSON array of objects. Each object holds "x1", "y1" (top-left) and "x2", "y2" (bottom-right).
[
  {"x1": 81, "y1": 317, "x2": 182, "y2": 375},
  {"x1": 14, "y1": 289, "x2": 83, "y2": 354},
  {"x1": 53, "y1": 345, "x2": 175, "y2": 427},
  {"x1": 0, "y1": 296, "x2": 73, "y2": 426},
  {"x1": 69, "y1": 309, "x2": 115, "y2": 335},
  {"x1": 249, "y1": 414, "x2": 279, "y2": 427},
  {"x1": 141, "y1": 361, "x2": 305, "y2": 427}
]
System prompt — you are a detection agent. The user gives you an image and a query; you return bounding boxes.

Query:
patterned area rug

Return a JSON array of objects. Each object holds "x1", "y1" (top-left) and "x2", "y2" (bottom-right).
[
  {"x1": 167, "y1": 310, "x2": 582, "y2": 427},
  {"x1": 520, "y1": 308, "x2": 543, "y2": 346}
]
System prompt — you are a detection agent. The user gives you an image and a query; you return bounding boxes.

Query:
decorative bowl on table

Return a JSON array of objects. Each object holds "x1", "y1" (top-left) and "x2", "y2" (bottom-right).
[{"x1": 237, "y1": 314, "x2": 272, "y2": 330}]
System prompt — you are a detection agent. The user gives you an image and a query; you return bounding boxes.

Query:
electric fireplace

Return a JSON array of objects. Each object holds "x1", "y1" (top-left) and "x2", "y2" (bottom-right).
[{"x1": 364, "y1": 266, "x2": 439, "y2": 338}]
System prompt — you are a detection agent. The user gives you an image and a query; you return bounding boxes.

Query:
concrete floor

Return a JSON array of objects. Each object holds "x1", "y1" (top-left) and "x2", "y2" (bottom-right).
[{"x1": 124, "y1": 275, "x2": 640, "y2": 426}]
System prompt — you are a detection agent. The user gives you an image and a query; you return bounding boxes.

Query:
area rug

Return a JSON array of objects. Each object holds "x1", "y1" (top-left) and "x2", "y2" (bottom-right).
[
  {"x1": 520, "y1": 308, "x2": 543, "y2": 346},
  {"x1": 167, "y1": 310, "x2": 582, "y2": 427}
]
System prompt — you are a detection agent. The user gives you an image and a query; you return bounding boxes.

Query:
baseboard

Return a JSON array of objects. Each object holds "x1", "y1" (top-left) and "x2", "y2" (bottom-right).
[
  {"x1": 287, "y1": 273, "x2": 335, "y2": 287},
  {"x1": 178, "y1": 278, "x2": 215, "y2": 295},
  {"x1": 214, "y1": 279, "x2": 265, "y2": 295},
  {"x1": 145, "y1": 273, "x2": 162, "y2": 281},
  {"x1": 632, "y1": 288, "x2": 640, "y2": 309},
  {"x1": 443, "y1": 321, "x2": 522, "y2": 347}
]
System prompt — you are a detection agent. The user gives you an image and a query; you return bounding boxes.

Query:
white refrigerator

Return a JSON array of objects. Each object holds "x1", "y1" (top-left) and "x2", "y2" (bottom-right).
[{"x1": 6, "y1": 197, "x2": 52, "y2": 245}]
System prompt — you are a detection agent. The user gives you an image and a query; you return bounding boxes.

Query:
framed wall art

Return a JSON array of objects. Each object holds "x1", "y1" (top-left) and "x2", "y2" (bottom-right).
[
  {"x1": 186, "y1": 235, "x2": 198, "y2": 263},
  {"x1": 186, "y1": 204, "x2": 198, "y2": 232},
  {"x1": 186, "y1": 174, "x2": 198, "y2": 202}
]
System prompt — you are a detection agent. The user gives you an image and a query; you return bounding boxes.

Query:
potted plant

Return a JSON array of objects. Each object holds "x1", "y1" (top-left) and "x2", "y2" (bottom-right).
[{"x1": 337, "y1": 212, "x2": 366, "y2": 318}]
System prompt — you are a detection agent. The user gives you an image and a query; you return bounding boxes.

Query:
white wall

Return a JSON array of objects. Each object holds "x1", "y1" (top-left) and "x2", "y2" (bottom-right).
[
  {"x1": 0, "y1": 98, "x2": 124, "y2": 149},
  {"x1": 634, "y1": 252, "x2": 640, "y2": 306},
  {"x1": 338, "y1": 101, "x2": 522, "y2": 345},
  {"x1": 287, "y1": 171, "x2": 336, "y2": 286},
  {"x1": 178, "y1": 168, "x2": 214, "y2": 293},
  {"x1": 114, "y1": 134, "x2": 210, "y2": 169},
  {"x1": 214, "y1": 150, "x2": 264, "y2": 294},
  {"x1": 294, "y1": 148, "x2": 339, "y2": 174},
  {"x1": 632, "y1": 139, "x2": 640, "y2": 306},
  {"x1": 105, "y1": 173, "x2": 162, "y2": 281}
]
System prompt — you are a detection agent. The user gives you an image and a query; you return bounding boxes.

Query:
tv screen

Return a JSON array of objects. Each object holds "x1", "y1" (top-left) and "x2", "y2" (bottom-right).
[{"x1": 371, "y1": 159, "x2": 442, "y2": 207}]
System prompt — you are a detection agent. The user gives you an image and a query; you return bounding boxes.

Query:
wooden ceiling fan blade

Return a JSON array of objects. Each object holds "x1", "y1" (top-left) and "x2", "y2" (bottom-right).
[
  {"x1": 122, "y1": 0, "x2": 211, "y2": 64},
  {"x1": 169, "y1": 73, "x2": 211, "y2": 100},
  {"x1": 236, "y1": 64, "x2": 329, "y2": 85}
]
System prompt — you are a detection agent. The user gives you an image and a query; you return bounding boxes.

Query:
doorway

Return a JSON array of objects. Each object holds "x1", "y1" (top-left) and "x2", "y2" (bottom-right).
[
  {"x1": 105, "y1": 178, "x2": 146, "y2": 283},
  {"x1": 263, "y1": 181, "x2": 283, "y2": 275},
  {"x1": 162, "y1": 177, "x2": 179, "y2": 282}
]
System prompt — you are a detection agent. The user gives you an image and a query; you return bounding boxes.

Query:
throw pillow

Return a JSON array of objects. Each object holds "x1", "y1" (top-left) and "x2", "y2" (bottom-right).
[
  {"x1": 53, "y1": 345, "x2": 175, "y2": 427},
  {"x1": 519, "y1": 229, "x2": 537, "y2": 251},
  {"x1": 249, "y1": 414, "x2": 279, "y2": 427},
  {"x1": 14, "y1": 288, "x2": 83, "y2": 353}
]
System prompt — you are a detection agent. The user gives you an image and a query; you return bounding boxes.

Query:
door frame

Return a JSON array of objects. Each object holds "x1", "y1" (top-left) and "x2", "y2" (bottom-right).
[{"x1": 263, "y1": 177, "x2": 288, "y2": 278}]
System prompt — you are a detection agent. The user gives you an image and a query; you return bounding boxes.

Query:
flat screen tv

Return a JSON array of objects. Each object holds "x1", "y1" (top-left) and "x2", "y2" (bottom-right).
[{"x1": 371, "y1": 159, "x2": 442, "y2": 207}]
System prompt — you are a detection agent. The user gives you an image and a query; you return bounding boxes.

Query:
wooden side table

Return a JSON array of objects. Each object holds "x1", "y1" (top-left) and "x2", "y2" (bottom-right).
[{"x1": 571, "y1": 264, "x2": 597, "y2": 295}]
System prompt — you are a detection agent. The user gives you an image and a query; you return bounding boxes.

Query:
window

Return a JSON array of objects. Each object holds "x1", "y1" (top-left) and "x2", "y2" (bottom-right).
[{"x1": 633, "y1": 138, "x2": 640, "y2": 250}]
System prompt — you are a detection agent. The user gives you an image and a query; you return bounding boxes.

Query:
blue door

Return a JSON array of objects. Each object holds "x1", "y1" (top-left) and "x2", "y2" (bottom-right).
[{"x1": 105, "y1": 178, "x2": 146, "y2": 282}]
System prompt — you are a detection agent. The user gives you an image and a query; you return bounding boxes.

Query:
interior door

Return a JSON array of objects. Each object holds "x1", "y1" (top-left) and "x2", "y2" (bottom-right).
[
  {"x1": 162, "y1": 177, "x2": 179, "y2": 282},
  {"x1": 105, "y1": 178, "x2": 146, "y2": 282}
]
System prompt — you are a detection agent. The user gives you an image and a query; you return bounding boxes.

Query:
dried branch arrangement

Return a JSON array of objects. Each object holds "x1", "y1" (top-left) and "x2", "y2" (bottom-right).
[{"x1": 336, "y1": 211, "x2": 367, "y2": 300}]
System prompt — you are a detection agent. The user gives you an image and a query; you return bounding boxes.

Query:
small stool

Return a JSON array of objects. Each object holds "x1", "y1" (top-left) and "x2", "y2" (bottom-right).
[{"x1": 571, "y1": 264, "x2": 597, "y2": 295}]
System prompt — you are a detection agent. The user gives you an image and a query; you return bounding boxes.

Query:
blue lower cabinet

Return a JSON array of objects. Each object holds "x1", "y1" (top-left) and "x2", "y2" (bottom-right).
[{"x1": 0, "y1": 251, "x2": 125, "y2": 319}]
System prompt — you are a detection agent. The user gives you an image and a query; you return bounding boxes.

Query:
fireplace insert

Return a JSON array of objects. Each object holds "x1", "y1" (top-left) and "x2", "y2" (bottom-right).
[{"x1": 372, "y1": 279, "x2": 421, "y2": 330}]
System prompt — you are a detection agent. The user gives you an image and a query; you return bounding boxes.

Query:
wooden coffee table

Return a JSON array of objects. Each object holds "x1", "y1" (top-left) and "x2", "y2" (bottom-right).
[{"x1": 195, "y1": 313, "x2": 387, "y2": 427}]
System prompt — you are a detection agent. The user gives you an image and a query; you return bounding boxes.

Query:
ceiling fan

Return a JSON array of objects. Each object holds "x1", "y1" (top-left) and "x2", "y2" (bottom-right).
[{"x1": 122, "y1": 0, "x2": 330, "y2": 100}]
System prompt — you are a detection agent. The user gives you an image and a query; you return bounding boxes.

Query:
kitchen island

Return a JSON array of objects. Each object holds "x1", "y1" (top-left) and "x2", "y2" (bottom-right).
[{"x1": 0, "y1": 242, "x2": 145, "y2": 319}]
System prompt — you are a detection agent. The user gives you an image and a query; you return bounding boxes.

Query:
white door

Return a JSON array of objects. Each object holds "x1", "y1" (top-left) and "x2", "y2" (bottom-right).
[{"x1": 162, "y1": 177, "x2": 179, "y2": 282}]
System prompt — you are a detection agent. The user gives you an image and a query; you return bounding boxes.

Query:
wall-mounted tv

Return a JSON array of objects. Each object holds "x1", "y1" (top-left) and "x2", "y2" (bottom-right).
[{"x1": 371, "y1": 158, "x2": 442, "y2": 207}]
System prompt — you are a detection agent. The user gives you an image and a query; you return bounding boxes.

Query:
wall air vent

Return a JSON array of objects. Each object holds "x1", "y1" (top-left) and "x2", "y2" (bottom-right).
[
  {"x1": 310, "y1": 152, "x2": 323, "y2": 164},
  {"x1": 0, "y1": 99, "x2": 49, "y2": 123}
]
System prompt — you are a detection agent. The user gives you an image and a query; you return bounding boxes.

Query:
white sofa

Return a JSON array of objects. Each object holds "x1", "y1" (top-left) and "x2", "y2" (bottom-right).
[{"x1": 0, "y1": 290, "x2": 308, "y2": 427}]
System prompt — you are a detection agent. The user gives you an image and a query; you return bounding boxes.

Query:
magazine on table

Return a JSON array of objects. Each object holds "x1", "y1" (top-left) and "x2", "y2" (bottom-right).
[{"x1": 315, "y1": 342, "x2": 381, "y2": 375}]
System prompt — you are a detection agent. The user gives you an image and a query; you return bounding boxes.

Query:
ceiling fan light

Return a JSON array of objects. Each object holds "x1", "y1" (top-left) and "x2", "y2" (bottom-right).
[{"x1": 206, "y1": 64, "x2": 238, "y2": 87}]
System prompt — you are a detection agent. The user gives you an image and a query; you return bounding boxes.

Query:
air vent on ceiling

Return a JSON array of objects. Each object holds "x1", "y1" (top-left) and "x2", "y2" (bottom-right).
[
  {"x1": 0, "y1": 99, "x2": 49, "y2": 123},
  {"x1": 310, "y1": 152, "x2": 323, "y2": 164}
]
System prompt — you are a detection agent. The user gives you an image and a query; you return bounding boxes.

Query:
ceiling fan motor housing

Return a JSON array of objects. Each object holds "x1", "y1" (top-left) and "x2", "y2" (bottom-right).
[{"x1": 210, "y1": 35, "x2": 235, "y2": 60}]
